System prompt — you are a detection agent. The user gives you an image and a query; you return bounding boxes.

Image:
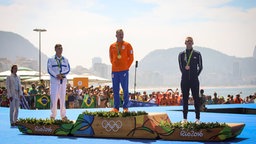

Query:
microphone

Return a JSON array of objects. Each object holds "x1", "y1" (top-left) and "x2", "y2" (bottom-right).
[{"x1": 135, "y1": 61, "x2": 138, "y2": 68}]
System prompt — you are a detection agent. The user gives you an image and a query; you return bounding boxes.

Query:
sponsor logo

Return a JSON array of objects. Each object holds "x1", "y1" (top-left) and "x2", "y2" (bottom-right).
[
  {"x1": 34, "y1": 126, "x2": 53, "y2": 133},
  {"x1": 180, "y1": 130, "x2": 203, "y2": 137}
]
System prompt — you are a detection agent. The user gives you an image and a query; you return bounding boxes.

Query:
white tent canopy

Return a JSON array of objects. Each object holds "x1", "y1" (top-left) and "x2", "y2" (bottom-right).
[{"x1": 0, "y1": 67, "x2": 39, "y2": 80}]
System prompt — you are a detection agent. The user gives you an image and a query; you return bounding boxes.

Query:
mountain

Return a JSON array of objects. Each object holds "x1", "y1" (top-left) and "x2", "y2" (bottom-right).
[
  {"x1": 1, "y1": 31, "x2": 255, "y2": 87},
  {"x1": 0, "y1": 31, "x2": 48, "y2": 72},
  {"x1": 129, "y1": 47, "x2": 256, "y2": 88}
]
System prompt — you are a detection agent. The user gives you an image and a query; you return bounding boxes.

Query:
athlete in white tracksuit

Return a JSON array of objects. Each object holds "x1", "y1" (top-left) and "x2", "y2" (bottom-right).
[{"x1": 47, "y1": 44, "x2": 70, "y2": 120}]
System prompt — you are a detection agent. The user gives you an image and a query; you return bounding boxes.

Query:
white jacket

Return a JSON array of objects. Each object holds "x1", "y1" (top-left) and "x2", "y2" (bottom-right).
[
  {"x1": 6, "y1": 73, "x2": 23, "y2": 99},
  {"x1": 47, "y1": 55, "x2": 70, "y2": 84}
]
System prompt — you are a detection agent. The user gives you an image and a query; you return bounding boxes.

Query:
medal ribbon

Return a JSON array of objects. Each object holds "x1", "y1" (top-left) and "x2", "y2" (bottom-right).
[
  {"x1": 116, "y1": 42, "x2": 122, "y2": 56},
  {"x1": 55, "y1": 56, "x2": 64, "y2": 84},
  {"x1": 186, "y1": 50, "x2": 193, "y2": 66},
  {"x1": 55, "y1": 57, "x2": 62, "y2": 72}
]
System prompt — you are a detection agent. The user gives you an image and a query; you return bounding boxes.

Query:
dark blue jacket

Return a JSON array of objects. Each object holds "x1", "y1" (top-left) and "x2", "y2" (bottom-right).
[{"x1": 178, "y1": 48, "x2": 203, "y2": 81}]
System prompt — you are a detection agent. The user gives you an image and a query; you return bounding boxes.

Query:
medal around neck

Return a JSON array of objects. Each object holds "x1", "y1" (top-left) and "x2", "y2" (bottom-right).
[{"x1": 117, "y1": 55, "x2": 122, "y2": 59}]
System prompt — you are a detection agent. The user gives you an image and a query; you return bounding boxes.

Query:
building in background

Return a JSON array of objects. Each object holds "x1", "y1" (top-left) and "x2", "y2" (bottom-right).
[{"x1": 91, "y1": 57, "x2": 111, "y2": 79}]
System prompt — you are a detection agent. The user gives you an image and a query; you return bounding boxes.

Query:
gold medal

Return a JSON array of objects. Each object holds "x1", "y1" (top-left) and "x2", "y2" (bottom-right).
[{"x1": 116, "y1": 42, "x2": 123, "y2": 59}]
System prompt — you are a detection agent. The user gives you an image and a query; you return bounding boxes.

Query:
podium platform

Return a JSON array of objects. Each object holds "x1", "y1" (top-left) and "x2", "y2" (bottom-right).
[{"x1": 0, "y1": 104, "x2": 255, "y2": 144}]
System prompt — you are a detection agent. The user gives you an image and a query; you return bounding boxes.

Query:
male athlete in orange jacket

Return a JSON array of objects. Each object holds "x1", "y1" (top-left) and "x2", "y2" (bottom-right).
[{"x1": 109, "y1": 29, "x2": 134, "y2": 112}]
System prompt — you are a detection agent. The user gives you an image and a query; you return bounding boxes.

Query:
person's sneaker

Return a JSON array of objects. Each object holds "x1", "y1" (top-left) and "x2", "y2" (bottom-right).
[
  {"x1": 181, "y1": 119, "x2": 188, "y2": 124},
  {"x1": 195, "y1": 119, "x2": 201, "y2": 124},
  {"x1": 123, "y1": 108, "x2": 129, "y2": 113},
  {"x1": 62, "y1": 116, "x2": 68, "y2": 122},
  {"x1": 110, "y1": 108, "x2": 119, "y2": 113}
]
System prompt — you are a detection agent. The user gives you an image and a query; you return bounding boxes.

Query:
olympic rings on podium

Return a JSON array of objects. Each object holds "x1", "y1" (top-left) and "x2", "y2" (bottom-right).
[{"x1": 101, "y1": 120, "x2": 122, "y2": 132}]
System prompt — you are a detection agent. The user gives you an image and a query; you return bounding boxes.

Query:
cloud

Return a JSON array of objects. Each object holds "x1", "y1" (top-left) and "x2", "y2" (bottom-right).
[
  {"x1": 125, "y1": 0, "x2": 256, "y2": 59},
  {"x1": 0, "y1": 0, "x2": 256, "y2": 69}
]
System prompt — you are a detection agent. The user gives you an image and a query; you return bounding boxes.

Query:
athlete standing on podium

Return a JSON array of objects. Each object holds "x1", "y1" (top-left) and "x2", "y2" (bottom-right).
[
  {"x1": 47, "y1": 44, "x2": 70, "y2": 121},
  {"x1": 109, "y1": 29, "x2": 134, "y2": 113},
  {"x1": 178, "y1": 37, "x2": 203, "y2": 124}
]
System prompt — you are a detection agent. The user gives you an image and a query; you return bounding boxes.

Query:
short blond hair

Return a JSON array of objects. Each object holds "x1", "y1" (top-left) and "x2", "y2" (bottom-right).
[
  {"x1": 116, "y1": 29, "x2": 123, "y2": 34},
  {"x1": 185, "y1": 37, "x2": 193, "y2": 42}
]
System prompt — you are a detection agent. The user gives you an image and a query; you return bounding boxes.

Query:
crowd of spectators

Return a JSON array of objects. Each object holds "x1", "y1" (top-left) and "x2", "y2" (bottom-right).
[{"x1": 0, "y1": 83, "x2": 256, "y2": 110}]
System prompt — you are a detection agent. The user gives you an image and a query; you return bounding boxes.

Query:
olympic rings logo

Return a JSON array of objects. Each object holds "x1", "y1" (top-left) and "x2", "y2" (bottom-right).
[{"x1": 101, "y1": 120, "x2": 122, "y2": 132}]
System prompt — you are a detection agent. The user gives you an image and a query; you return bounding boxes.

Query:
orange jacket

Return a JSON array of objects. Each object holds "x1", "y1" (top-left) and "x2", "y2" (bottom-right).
[{"x1": 109, "y1": 41, "x2": 134, "y2": 72}]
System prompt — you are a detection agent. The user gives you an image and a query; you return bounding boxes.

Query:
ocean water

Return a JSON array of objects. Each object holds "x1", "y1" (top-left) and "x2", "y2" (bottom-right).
[
  {"x1": 202, "y1": 86, "x2": 256, "y2": 98},
  {"x1": 134, "y1": 85, "x2": 256, "y2": 99}
]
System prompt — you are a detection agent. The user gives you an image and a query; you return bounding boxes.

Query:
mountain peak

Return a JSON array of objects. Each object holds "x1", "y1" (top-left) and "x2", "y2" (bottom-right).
[{"x1": 0, "y1": 31, "x2": 48, "y2": 72}]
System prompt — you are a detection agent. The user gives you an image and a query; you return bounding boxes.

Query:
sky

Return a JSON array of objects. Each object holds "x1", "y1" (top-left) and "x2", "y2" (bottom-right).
[{"x1": 0, "y1": 0, "x2": 256, "y2": 68}]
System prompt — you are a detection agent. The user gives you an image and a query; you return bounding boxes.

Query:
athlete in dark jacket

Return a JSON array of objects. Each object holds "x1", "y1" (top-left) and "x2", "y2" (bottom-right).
[{"x1": 178, "y1": 36, "x2": 203, "y2": 124}]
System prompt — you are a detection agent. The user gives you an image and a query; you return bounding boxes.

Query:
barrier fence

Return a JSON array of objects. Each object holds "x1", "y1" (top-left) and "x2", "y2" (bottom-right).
[{"x1": 0, "y1": 94, "x2": 158, "y2": 109}]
